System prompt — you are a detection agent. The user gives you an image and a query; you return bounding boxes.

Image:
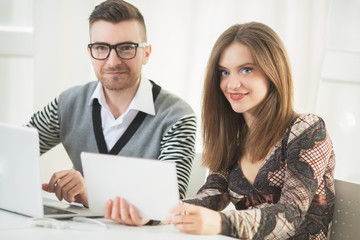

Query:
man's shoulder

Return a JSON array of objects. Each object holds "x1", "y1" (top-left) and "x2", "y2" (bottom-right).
[
  {"x1": 57, "y1": 81, "x2": 98, "y2": 112},
  {"x1": 156, "y1": 87, "x2": 194, "y2": 116},
  {"x1": 59, "y1": 81, "x2": 97, "y2": 101}
]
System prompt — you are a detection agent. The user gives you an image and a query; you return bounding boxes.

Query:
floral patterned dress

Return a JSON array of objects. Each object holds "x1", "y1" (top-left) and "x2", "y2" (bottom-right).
[{"x1": 185, "y1": 114, "x2": 335, "y2": 239}]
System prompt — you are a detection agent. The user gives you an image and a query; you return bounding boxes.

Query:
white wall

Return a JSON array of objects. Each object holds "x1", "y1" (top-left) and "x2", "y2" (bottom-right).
[
  {"x1": 0, "y1": 0, "x2": 34, "y2": 124},
  {"x1": 31, "y1": 0, "x2": 96, "y2": 181},
  {"x1": 316, "y1": 0, "x2": 360, "y2": 184}
]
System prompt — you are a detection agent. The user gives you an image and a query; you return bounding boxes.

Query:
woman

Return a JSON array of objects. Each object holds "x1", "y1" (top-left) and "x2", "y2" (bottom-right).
[{"x1": 166, "y1": 22, "x2": 335, "y2": 239}]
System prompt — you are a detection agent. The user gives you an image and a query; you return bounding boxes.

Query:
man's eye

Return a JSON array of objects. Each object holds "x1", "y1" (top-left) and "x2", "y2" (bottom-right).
[
  {"x1": 94, "y1": 45, "x2": 108, "y2": 51},
  {"x1": 118, "y1": 45, "x2": 135, "y2": 51}
]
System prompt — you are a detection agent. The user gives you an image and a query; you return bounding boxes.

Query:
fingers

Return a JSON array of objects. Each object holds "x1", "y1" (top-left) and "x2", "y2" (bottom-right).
[
  {"x1": 114, "y1": 197, "x2": 135, "y2": 225},
  {"x1": 105, "y1": 197, "x2": 149, "y2": 226},
  {"x1": 129, "y1": 205, "x2": 149, "y2": 225},
  {"x1": 166, "y1": 209, "x2": 196, "y2": 229},
  {"x1": 43, "y1": 169, "x2": 86, "y2": 204},
  {"x1": 42, "y1": 183, "x2": 50, "y2": 192},
  {"x1": 167, "y1": 212, "x2": 199, "y2": 234},
  {"x1": 174, "y1": 222, "x2": 199, "y2": 234},
  {"x1": 54, "y1": 174, "x2": 74, "y2": 201},
  {"x1": 169, "y1": 213, "x2": 196, "y2": 224},
  {"x1": 107, "y1": 197, "x2": 125, "y2": 223},
  {"x1": 47, "y1": 169, "x2": 69, "y2": 192},
  {"x1": 166, "y1": 203, "x2": 222, "y2": 235},
  {"x1": 60, "y1": 177, "x2": 83, "y2": 202},
  {"x1": 75, "y1": 193, "x2": 88, "y2": 207},
  {"x1": 110, "y1": 197, "x2": 123, "y2": 222},
  {"x1": 104, "y1": 199, "x2": 113, "y2": 219},
  {"x1": 169, "y1": 202, "x2": 199, "y2": 216},
  {"x1": 166, "y1": 203, "x2": 197, "y2": 228},
  {"x1": 129, "y1": 205, "x2": 141, "y2": 222},
  {"x1": 118, "y1": 198, "x2": 130, "y2": 224}
]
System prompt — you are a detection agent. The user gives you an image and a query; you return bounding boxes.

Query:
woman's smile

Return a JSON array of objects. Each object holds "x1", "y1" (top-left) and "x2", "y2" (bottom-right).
[{"x1": 229, "y1": 92, "x2": 248, "y2": 100}]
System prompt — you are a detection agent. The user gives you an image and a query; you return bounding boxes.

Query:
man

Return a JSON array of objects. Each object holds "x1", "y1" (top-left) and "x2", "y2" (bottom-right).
[{"x1": 27, "y1": 0, "x2": 196, "y2": 220}]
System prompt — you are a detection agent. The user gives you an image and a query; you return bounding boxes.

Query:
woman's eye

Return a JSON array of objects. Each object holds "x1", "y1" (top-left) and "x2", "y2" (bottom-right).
[
  {"x1": 220, "y1": 70, "x2": 230, "y2": 76},
  {"x1": 241, "y1": 68, "x2": 252, "y2": 74}
]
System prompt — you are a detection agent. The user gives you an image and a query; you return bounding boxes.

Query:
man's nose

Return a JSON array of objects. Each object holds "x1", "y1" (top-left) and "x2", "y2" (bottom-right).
[{"x1": 106, "y1": 48, "x2": 123, "y2": 65}]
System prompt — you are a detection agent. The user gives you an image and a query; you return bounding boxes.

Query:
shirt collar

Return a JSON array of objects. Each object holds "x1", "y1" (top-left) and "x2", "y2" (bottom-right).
[{"x1": 89, "y1": 75, "x2": 156, "y2": 116}]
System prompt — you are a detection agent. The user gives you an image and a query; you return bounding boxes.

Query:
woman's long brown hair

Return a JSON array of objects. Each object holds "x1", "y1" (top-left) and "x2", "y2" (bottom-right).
[{"x1": 202, "y1": 22, "x2": 296, "y2": 171}]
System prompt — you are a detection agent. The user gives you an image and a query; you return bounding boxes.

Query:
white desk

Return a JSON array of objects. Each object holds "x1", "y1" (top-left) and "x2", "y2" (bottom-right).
[{"x1": 0, "y1": 209, "x2": 235, "y2": 240}]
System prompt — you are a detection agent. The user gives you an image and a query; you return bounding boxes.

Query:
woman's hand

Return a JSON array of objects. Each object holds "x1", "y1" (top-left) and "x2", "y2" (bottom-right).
[
  {"x1": 166, "y1": 202, "x2": 222, "y2": 235},
  {"x1": 104, "y1": 196, "x2": 150, "y2": 226}
]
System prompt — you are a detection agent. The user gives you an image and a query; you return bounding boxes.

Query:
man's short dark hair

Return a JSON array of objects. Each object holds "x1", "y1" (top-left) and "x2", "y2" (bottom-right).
[{"x1": 89, "y1": 0, "x2": 147, "y2": 41}]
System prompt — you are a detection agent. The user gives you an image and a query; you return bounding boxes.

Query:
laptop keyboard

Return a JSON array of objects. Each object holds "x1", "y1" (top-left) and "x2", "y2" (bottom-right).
[{"x1": 43, "y1": 205, "x2": 75, "y2": 215}]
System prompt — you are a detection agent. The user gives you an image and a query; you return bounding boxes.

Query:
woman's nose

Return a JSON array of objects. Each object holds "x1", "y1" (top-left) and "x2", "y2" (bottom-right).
[{"x1": 227, "y1": 75, "x2": 241, "y2": 89}]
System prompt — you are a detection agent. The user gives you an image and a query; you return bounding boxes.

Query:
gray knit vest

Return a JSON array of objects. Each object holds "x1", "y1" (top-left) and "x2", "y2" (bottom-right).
[{"x1": 57, "y1": 80, "x2": 194, "y2": 174}]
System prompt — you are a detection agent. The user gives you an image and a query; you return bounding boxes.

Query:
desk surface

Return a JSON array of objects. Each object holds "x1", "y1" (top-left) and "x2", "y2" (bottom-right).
[{"x1": 0, "y1": 209, "x2": 234, "y2": 240}]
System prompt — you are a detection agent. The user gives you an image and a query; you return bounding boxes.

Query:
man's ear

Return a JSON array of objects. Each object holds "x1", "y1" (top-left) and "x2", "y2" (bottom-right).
[
  {"x1": 87, "y1": 45, "x2": 92, "y2": 57},
  {"x1": 142, "y1": 44, "x2": 152, "y2": 65}
]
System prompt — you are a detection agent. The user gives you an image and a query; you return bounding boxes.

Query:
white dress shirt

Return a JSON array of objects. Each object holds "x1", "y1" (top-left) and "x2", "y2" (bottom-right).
[{"x1": 89, "y1": 76, "x2": 156, "y2": 150}]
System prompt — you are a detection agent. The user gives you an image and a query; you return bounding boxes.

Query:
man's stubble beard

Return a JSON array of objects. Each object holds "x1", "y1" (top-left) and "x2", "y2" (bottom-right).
[{"x1": 100, "y1": 74, "x2": 139, "y2": 92}]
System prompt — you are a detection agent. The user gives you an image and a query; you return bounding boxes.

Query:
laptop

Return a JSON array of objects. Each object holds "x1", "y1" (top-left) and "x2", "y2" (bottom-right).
[
  {"x1": 0, "y1": 121, "x2": 101, "y2": 219},
  {"x1": 81, "y1": 152, "x2": 180, "y2": 221}
]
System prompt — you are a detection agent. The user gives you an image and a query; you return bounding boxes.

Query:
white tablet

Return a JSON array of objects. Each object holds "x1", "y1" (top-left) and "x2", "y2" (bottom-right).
[{"x1": 81, "y1": 152, "x2": 179, "y2": 221}]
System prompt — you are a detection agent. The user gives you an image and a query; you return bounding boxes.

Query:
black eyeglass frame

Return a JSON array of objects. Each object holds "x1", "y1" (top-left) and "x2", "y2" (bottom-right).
[{"x1": 88, "y1": 42, "x2": 147, "y2": 60}]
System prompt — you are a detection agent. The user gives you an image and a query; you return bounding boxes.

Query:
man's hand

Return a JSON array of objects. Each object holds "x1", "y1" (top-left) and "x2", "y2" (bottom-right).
[
  {"x1": 104, "y1": 196, "x2": 149, "y2": 226},
  {"x1": 166, "y1": 202, "x2": 222, "y2": 235},
  {"x1": 42, "y1": 169, "x2": 88, "y2": 207}
]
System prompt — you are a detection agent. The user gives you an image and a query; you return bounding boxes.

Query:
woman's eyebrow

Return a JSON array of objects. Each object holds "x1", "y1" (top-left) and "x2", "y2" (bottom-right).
[{"x1": 218, "y1": 62, "x2": 256, "y2": 69}]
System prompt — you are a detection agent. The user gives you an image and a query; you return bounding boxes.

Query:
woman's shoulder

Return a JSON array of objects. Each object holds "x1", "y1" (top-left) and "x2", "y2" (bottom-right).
[
  {"x1": 288, "y1": 113, "x2": 327, "y2": 140},
  {"x1": 293, "y1": 113, "x2": 324, "y2": 125}
]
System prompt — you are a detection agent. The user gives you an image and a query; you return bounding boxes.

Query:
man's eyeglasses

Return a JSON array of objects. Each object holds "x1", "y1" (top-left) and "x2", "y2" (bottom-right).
[{"x1": 88, "y1": 42, "x2": 147, "y2": 60}]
